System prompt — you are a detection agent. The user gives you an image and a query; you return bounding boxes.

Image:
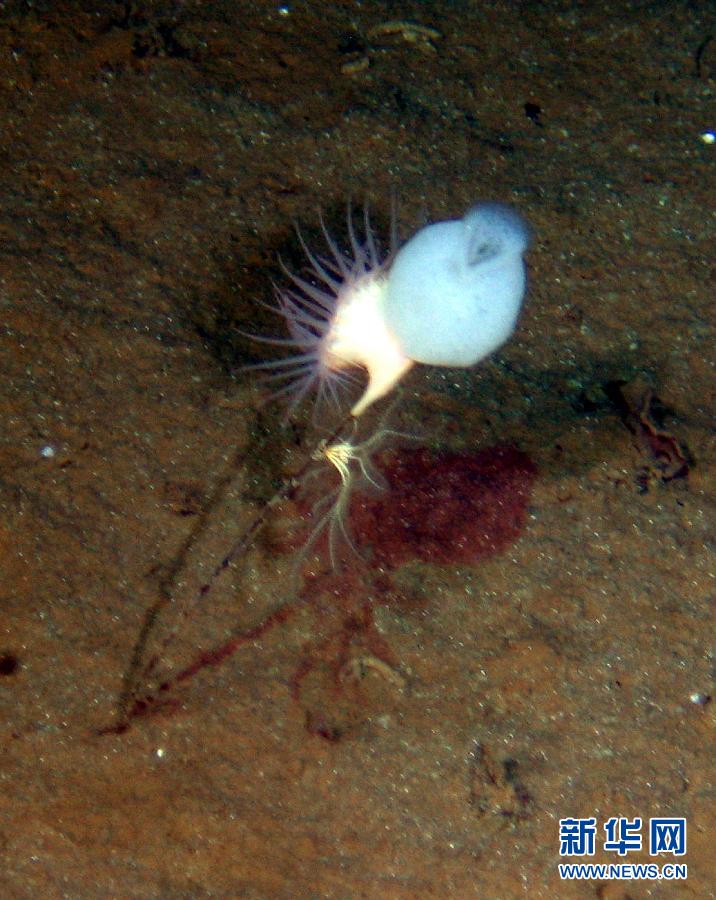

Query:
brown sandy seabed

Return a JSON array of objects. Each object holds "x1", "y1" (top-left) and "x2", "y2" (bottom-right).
[{"x1": 0, "y1": 1, "x2": 714, "y2": 897}]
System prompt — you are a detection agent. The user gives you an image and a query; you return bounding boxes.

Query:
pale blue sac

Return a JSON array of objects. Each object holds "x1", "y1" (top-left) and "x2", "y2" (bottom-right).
[{"x1": 384, "y1": 202, "x2": 530, "y2": 367}]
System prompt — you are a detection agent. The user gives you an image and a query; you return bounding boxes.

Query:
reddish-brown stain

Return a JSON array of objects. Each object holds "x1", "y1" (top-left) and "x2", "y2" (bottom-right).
[{"x1": 351, "y1": 444, "x2": 537, "y2": 568}]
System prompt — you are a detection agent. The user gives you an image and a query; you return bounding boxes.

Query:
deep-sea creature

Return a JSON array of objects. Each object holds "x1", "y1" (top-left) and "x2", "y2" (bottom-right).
[
  {"x1": 247, "y1": 205, "x2": 399, "y2": 418},
  {"x1": 297, "y1": 419, "x2": 411, "y2": 570},
  {"x1": 249, "y1": 201, "x2": 530, "y2": 419}
]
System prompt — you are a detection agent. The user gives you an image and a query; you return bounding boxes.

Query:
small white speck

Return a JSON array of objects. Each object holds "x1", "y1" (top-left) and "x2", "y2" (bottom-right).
[
  {"x1": 40, "y1": 445, "x2": 55, "y2": 458},
  {"x1": 156, "y1": 747, "x2": 165, "y2": 758},
  {"x1": 699, "y1": 131, "x2": 715, "y2": 145},
  {"x1": 689, "y1": 692, "x2": 710, "y2": 705}
]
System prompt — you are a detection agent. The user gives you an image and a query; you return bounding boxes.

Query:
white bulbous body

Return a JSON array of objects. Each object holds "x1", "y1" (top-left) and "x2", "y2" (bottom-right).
[
  {"x1": 383, "y1": 202, "x2": 529, "y2": 367},
  {"x1": 254, "y1": 201, "x2": 530, "y2": 419}
]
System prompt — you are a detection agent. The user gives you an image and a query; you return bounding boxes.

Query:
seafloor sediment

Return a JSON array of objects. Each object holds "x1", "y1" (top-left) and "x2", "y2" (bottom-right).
[{"x1": 0, "y1": 2, "x2": 713, "y2": 896}]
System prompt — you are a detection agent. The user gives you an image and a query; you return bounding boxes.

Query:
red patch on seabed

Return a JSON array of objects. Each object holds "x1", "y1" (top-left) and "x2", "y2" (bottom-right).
[
  {"x1": 351, "y1": 444, "x2": 537, "y2": 568},
  {"x1": 285, "y1": 444, "x2": 537, "y2": 739}
]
